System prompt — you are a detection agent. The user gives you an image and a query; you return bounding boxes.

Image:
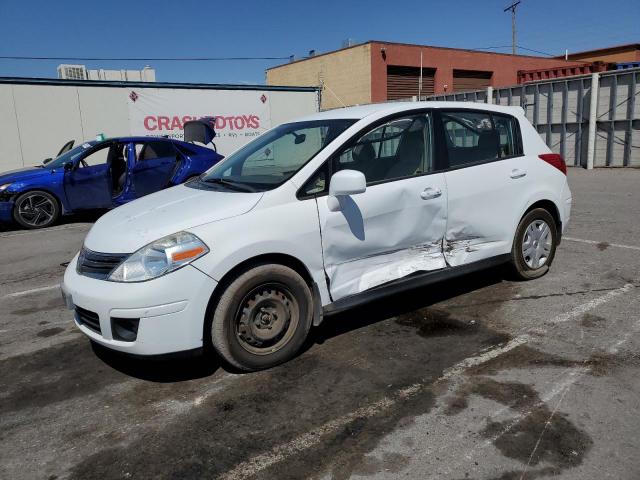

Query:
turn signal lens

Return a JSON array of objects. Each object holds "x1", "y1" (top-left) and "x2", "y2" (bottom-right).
[{"x1": 171, "y1": 246, "x2": 206, "y2": 262}]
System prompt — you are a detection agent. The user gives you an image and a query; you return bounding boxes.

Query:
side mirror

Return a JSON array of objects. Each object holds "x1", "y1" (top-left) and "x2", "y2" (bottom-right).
[
  {"x1": 328, "y1": 169, "x2": 366, "y2": 212},
  {"x1": 63, "y1": 162, "x2": 73, "y2": 172}
]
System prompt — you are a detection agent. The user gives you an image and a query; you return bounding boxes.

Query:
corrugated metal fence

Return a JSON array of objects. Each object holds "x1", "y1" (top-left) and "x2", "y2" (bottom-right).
[{"x1": 424, "y1": 68, "x2": 640, "y2": 168}]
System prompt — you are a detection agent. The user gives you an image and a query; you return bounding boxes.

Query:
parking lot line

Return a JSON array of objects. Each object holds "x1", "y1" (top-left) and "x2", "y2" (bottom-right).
[
  {"x1": 547, "y1": 283, "x2": 635, "y2": 325},
  {"x1": 220, "y1": 281, "x2": 636, "y2": 480},
  {"x1": 2, "y1": 284, "x2": 60, "y2": 299},
  {"x1": 0, "y1": 224, "x2": 88, "y2": 239},
  {"x1": 563, "y1": 236, "x2": 640, "y2": 251}
]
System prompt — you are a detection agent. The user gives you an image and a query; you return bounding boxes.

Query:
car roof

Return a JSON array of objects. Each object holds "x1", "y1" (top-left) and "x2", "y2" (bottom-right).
[
  {"x1": 106, "y1": 136, "x2": 175, "y2": 143},
  {"x1": 295, "y1": 101, "x2": 525, "y2": 122},
  {"x1": 89, "y1": 136, "x2": 217, "y2": 155}
]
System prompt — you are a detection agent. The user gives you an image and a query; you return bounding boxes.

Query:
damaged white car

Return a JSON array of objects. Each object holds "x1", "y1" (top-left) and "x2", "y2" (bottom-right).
[{"x1": 62, "y1": 102, "x2": 571, "y2": 371}]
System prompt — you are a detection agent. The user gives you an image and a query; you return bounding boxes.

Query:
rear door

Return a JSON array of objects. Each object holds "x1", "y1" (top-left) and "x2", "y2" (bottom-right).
[
  {"x1": 131, "y1": 140, "x2": 178, "y2": 197},
  {"x1": 437, "y1": 109, "x2": 527, "y2": 266},
  {"x1": 63, "y1": 143, "x2": 113, "y2": 210},
  {"x1": 311, "y1": 113, "x2": 448, "y2": 301}
]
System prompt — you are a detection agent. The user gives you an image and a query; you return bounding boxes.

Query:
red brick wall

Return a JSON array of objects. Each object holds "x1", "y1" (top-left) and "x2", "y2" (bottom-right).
[{"x1": 370, "y1": 42, "x2": 586, "y2": 101}]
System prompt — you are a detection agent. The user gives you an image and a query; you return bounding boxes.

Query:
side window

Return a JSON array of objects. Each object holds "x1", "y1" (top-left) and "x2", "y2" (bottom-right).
[
  {"x1": 300, "y1": 164, "x2": 328, "y2": 197},
  {"x1": 493, "y1": 114, "x2": 521, "y2": 158},
  {"x1": 136, "y1": 141, "x2": 176, "y2": 161},
  {"x1": 441, "y1": 111, "x2": 498, "y2": 167},
  {"x1": 332, "y1": 114, "x2": 431, "y2": 184},
  {"x1": 79, "y1": 145, "x2": 110, "y2": 167}
]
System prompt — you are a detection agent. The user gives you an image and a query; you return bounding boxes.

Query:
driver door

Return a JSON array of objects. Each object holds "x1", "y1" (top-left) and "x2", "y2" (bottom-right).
[
  {"x1": 131, "y1": 140, "x2": 178, "y2": 197},
  {"x1": 63, "y1": 143, "x2": 113, "y2": 210},
  {"x1": 313, "y1": 113, "x2": 448, "y2": 301}
]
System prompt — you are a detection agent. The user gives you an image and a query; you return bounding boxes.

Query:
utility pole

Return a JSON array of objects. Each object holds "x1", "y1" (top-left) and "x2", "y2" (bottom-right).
[{"x1": 504, "y1": 1, "x2": 521, "y2": 55}]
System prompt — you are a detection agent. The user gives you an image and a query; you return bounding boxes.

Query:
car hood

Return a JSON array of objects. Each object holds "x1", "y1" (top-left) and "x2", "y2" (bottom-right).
[
  {"x1": 0, "y1": 166, "x2": 49, "y2": 185},
  {"x1": 84, "y1": 184, "x2": 264, "y2": 253}
]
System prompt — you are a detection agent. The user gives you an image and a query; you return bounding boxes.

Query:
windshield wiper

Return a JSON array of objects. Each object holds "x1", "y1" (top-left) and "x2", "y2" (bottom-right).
[{"x1": 202, "y1": 177, "x2": 256, "y2": 192}]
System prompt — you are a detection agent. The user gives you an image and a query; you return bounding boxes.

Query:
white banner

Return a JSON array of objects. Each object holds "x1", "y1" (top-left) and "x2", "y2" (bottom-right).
[{"x1": 127, "y1": 88, "x2": 274, "y2": 156}]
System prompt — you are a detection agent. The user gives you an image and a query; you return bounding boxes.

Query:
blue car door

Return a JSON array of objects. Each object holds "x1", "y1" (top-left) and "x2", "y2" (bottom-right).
[
  {"x1": 131, "y1": 140, "x2": 179, "y2": 197},
  {"x1": 63, "y1": 142, "x2": 115, "y2": 210}
]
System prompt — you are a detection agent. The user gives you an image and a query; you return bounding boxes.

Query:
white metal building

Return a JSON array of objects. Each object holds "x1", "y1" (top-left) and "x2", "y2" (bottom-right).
[{"x1": 0, "y1": 77, "x2": 319, "y2": 172}]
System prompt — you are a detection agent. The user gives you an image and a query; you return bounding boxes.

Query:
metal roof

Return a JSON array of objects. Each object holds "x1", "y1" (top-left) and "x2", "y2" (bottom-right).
[{"x1": 0, "y1": 76, "x2": 319, "y2": 92}]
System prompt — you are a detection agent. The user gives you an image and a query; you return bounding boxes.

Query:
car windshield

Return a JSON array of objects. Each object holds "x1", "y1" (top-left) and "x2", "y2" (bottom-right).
[
  {"x1": 45, "y1": 141, "x2": 98, "y2": 169},
  {"x1": 198, "y1": 119, "x2": 356, "y2": 191}
]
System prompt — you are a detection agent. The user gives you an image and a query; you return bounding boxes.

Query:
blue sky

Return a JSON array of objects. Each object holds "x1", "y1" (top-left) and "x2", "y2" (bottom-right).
[{"x1": 0, "y1": 0, "x2": 638, "y2": 84}]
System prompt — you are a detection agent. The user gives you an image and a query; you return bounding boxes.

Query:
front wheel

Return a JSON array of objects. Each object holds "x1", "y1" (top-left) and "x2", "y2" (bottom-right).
[
  {"x1": 510, "y1": 208, "x2": 558, "y2": 280},
  {"x1": 13, "y1": 190, "x2": 60, "y2": 229},
  {"x1": 209, "y1": 264, "x2": 313, "y2": 371}
]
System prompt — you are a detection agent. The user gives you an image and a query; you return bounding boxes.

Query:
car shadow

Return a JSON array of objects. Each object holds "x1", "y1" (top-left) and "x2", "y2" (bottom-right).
[
  {"x1": 90, "y1": 265, "x2": 507, "y2": 381},
  {"x1": 311, "y1": 265, "x2": 507, "y2": 345},
  {"x1": 91, "y1": 342, "x2": 221, "y2": 383}
]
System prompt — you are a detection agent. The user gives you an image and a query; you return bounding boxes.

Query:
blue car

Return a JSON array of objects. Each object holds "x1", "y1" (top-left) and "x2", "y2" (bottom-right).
[{"x1": 0, "y1": 120, "x2": 224, "y2": 229}]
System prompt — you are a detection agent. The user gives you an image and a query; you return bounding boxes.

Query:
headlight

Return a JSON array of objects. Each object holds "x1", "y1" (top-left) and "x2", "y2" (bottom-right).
[
  {"x1": 109, "y1": 231, "x2": 209, "y2": 282},
  {"x1": 0, "y1": 183, "x2": 12, "y2": 192}
]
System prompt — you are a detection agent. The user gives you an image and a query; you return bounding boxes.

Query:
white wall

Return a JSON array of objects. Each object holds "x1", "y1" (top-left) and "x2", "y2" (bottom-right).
[
  {"x1": 0, "y1": 82, "x2": 318, "y2": 171},
  {"x1": 0, "y1": 85, "x2": 23, "y2": 171}
]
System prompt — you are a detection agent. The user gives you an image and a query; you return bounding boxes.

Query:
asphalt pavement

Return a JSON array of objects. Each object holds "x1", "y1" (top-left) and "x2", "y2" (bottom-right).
[{"x1": 1, "y1": 168, "x2": 639, "y2": 480}]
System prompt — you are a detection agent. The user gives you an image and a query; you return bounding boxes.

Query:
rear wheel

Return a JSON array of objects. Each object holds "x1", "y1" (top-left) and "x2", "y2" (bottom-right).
[
  {"x1": 209, "y1": 264, "x2": 313, "y2": 371},
  {"x1": 510, "y1": 208, "x2": 558, "y2": 280},
  {"x1": 13, "y1": 190, "x2": 60, "y2": 229}
]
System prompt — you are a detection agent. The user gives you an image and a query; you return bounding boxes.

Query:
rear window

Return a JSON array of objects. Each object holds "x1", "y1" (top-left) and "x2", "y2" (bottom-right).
[{"x1": 441, "y1": 110, "x2": 522, "y2": 168}]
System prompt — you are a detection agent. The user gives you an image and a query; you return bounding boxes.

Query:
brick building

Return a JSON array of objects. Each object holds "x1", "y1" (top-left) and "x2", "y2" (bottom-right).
[
  {"x1": 266, "y1": 41, "x2": 585, "y2": 109},
  {"x1": 557, "y1": 43, "x2": 640, "y2": 63}
]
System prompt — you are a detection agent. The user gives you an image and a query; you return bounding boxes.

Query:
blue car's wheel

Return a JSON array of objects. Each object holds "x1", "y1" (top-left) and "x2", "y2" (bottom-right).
[{"x1": 13, "y1": 190, "x2": 60, "y2": 229}]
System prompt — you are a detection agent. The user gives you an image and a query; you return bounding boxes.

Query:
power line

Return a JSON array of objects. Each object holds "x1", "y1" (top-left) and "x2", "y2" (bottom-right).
[
  {"x1": 0, "y1": 55, "x2": 291, "y2": 62},
  {"x1": 470, "y1": 45, "x2": 555, "y2": 57},
  {"x1": 515, "y1": 45, "x2": 555, "y2": 57}
]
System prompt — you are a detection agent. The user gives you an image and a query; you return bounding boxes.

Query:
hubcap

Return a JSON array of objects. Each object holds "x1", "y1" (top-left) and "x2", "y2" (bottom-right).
[
  {"x1": 235, "y1": 283, "x2": 299, "y2": 355},
  {"x1": 522, "y1": 219, "x2": 552, "y2": 269},
  {"x1": 17, "y1": 194, "x2": 55, "y2": 227}
]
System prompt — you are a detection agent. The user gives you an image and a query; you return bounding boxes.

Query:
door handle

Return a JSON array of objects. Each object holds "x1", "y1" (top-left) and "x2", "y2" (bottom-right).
[
  {"x1": 510, "y1": 168, "x2": 527, "y2": 179},
  {"x1": 420, "y1": 187, "x2": 442, "y2": 200}
]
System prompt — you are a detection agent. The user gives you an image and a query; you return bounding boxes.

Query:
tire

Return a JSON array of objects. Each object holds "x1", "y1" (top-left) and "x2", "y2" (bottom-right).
[
  {"x1": 209, "y1": 264, "x2": 313, "y2": 371},
  {"x1": 510, "y1": 208, "x2": 558, "y2": 280},
  {"x1": 13, "y1": 190, "x2": 60, "y2": 229}
]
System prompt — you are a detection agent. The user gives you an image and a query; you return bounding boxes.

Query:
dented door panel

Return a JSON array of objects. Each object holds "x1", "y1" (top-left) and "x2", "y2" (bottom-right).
[
  {"x1": 317, "y1": 174, "x2": 447, "y2": 301},
  {"x1": 443, "y1": 158, "x2": 526, "y2": 266}
]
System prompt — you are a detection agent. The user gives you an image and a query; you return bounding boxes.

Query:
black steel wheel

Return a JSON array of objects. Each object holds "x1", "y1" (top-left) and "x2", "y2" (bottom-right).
[{"x1": 209, "y1": 264, "x2": 313, "y2": 371}]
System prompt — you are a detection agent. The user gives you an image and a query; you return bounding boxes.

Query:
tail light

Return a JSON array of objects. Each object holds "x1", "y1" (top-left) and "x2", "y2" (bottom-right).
[{"x1": 539, "y1": 153, "x2": 567, "y2": 175}]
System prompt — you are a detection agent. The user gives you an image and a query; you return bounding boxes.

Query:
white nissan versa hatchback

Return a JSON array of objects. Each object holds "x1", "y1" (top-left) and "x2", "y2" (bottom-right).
[{"x1": 62, "y1": 102, "x2": 571, "y2": 371}]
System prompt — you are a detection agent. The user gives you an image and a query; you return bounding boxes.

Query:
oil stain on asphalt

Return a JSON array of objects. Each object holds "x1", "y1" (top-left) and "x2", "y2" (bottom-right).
[{"x1": 446, "y1": 377, "x2": 592, "y2": 469}]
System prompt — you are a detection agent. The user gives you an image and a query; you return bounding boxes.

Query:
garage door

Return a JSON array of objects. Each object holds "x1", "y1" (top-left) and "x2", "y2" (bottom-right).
[
  {"x1": 453, "y1": 70, "x2": 493, "y2": 92},
  {"x1": 387, "y1": 66, "x2": 435, "y2": 100}
]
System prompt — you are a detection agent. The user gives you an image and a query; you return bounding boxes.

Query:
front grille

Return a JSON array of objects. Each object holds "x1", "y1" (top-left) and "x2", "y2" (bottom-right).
[
  {"x1": 75, "y1": 306, "x2": 101, "y2": 334},
  {"x1": 77, "y1": 248, "x2": 128, "y2": 280}
]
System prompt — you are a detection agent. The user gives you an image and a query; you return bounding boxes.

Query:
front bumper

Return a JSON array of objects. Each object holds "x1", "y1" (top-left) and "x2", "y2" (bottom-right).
[{"x1": 62, "y1": 255, "x2": 218, "y2": 355}]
